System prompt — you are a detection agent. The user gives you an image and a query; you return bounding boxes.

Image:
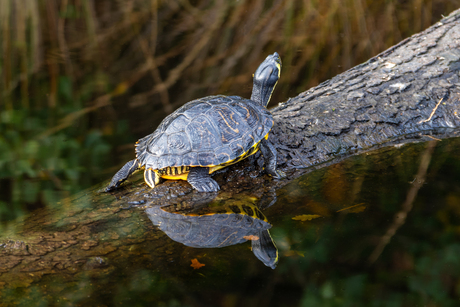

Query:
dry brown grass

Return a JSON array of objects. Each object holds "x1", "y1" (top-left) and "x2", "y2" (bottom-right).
[{"x1": 0, "y1": 0, "x2": 456, "y2": 134}]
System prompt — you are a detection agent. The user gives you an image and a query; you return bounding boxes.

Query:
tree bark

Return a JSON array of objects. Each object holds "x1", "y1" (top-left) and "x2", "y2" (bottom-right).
[{"x1": 271, "y1": 8, "x2": 460, "y2": 169}]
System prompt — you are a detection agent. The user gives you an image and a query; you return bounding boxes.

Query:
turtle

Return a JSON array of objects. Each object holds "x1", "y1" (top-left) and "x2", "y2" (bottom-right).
[
  {"x1": 105, "y1": 52, "x2": 285, "y2": 193},
  {"x1": 145, "y1": 203, "x2": 279, "y2": 269}
]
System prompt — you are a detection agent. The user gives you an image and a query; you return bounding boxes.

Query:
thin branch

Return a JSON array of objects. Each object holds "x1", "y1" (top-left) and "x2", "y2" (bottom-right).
[
  {"x1": 418, "y1": 97, "x2": 444, "y2": 123},
  {"x1": 368, "y1": 140, "x2": 437, "y2": 264}
]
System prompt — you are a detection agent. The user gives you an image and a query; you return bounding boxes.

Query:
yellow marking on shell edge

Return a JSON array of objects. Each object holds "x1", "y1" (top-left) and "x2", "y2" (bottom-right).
[
  {"x1": 208, "y1": 132, "x2": 269, "y2": 173},
  {"x1": 168, "y1": 203, "x2": 269, "y2": 223},
  {"x1": 148, "y1": 132, "x2": 270, "y2": 181}
]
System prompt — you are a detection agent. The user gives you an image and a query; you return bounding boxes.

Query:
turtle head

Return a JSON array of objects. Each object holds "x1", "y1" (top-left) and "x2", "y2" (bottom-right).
[{"x1": 250, "y1": 52, "x2": 281, "y2": 108}]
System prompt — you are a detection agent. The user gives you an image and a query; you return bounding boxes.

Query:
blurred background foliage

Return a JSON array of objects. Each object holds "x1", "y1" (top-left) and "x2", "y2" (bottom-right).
[{"x1": 0, "y1": 0, "x2": 458, "y2": 220}]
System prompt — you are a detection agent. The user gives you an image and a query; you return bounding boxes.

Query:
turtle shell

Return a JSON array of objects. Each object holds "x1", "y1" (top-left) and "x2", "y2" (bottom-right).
[{"x1": 135, "y1": 95, "x2": 274, "y2": 171}]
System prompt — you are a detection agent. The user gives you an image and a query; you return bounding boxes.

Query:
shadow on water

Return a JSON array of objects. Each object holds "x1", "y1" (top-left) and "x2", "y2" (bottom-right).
[{"x1": 1, "y1": 137, "x2": 460, "y2": 305}]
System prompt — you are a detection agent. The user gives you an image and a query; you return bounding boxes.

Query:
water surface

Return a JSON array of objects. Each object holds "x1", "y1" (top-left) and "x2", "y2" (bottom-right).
[{"x1": 1, "y1": 137, "x2": 460, "y2": 306}]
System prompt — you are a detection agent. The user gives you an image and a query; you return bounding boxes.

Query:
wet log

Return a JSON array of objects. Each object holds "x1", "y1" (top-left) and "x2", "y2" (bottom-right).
[{"x1": 271, "y1": 8, "x2": 460, "y2": 169}]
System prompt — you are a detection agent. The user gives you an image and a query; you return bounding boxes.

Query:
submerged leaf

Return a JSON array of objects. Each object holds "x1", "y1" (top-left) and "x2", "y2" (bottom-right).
[
  {"x1": 190, "y1": 258, "x2": 205, "y2": 270},
  {"x1": 285, "y1": 250, "x2": 305, "y2": 257},
  {"x1": 337, "y1": 203, "x2": 367, "y2": 213},
  {"x1": 292, "y1": 214, "x2": 321, "y2": 222}
]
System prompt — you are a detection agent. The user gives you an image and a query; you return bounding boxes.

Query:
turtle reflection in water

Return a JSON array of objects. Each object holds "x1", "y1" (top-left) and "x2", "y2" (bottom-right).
[{"x1": 145, "y1": 203, "x2": 278, "y2": 269}]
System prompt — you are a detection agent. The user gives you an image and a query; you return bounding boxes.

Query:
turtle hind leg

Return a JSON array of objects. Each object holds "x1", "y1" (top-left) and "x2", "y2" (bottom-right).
[
  {"x1": 105, "y1": 159, "x2": 140, "y2": 192},
  {"x1": 259, "y1": 139, "x2": 286, "y2": 179},
  {"x1": 187, "y1": 167, "x2": 220, "y2": 192},
  {"x1": 144, "y1": 168, "x2": 160, "y2": 189}
]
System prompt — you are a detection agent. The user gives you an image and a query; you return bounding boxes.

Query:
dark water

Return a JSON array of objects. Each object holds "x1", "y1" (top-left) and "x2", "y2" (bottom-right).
[{"x1": 1, "y1": 137, "x2": 460, "y2": 306}]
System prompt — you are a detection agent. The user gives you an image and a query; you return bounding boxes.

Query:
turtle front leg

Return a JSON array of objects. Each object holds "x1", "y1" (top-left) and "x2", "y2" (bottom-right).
[
  {"x1": 259, "y1": 139, "x2": 286, "y2": 179},
  {"x1": 187, "y1": 167, "x2": 220, "y2": 192},
  {"x1": 105, "y1": 159, "x2": 140, "y2": 191}
]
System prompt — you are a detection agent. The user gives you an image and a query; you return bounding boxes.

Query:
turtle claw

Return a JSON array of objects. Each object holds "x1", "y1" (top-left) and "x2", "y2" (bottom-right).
[
  {"x1": 207, "y1": 179, "x2": 221, "y2": 192},
  {"x1": 265, "y1": 168, "x2": 286, "y2": 180},
  {"x1": 187, "y1": 167, "x2": 220, "y2": 192},
  {"x1": 273, "y1": 169, "x2": 286, "y2": 179},
  {"x1": 191, "y1": 179, "x2": 220, "y2": 193}
]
